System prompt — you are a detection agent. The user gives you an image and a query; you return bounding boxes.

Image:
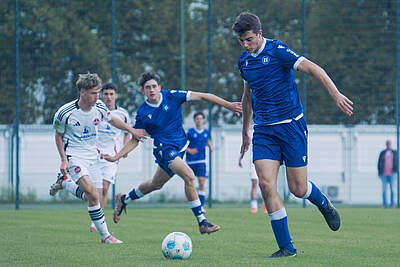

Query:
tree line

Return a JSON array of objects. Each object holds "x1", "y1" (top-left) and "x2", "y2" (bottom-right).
[{"x1": 1, "y1": 0, "x2": 397, "y2": 125}]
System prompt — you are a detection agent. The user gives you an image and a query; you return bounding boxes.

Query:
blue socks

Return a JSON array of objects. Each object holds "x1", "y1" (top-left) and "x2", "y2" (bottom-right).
[
  {"x1": 125, "y1": 187, "x2": 144, "y2": 203},
  {"x1": 303, "y1": 181, "x2": 327, "y2": 209},
  {"x1": 198, "y1": 191, "x2": 206, "y2": 207},
  {"x1": 269, "y1": 208, "x2": 295, "y2": 252},
  {"x1": 190, "y1": 199, "x2": 206, "y2": 223}
]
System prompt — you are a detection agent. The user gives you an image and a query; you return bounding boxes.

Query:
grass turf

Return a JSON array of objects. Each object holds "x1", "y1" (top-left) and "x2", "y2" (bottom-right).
[{"x1": 1, "y1": 207, "x2": 399, "y2": 266}]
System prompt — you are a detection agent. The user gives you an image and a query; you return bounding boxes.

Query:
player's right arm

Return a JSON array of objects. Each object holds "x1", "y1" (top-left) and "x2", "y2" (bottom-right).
[
  {"x1": 53, "y1": 105, "x2": 70, "y2": 175},
  {"x1": 109, "y1": 116, "x2": 149, "y2": 142},
  {"x1": 101, "y1": 136, "x2": 139, "y2": 162},
  {"x1": 55, "y1": 131, "x2": 68, "y2": 175},
  {"x1": 240, "y1": 82, "x2": 252, "y2": 161}
]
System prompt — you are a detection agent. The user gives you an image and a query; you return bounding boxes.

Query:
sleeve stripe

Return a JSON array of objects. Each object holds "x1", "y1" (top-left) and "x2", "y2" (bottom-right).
[
  {"x1": 57, "y1": 104, "x2": 77, "y2": 121},
  {"x1": 293, "y1": 56, "x2": 305, "y2": 70},
  {"x1": 95, "y1": 103, "x2": 108, "y2": 112}
]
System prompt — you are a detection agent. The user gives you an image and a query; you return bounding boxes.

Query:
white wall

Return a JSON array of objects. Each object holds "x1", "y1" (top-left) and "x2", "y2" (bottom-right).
[{"x1": 0, "y1": 124, "x2": 398, "y2": 205}]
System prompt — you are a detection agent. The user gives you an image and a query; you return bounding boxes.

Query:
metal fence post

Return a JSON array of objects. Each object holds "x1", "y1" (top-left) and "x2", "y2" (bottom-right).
[
  {"x1": 15, "y1": 0, "x2": 20, "y2": 210},
  {"x1": 207, "y1": 0, "x2": 213, "y2": 208},
  {"x1": 111, "y1": 0, "x2": 116, "y2": 210}
]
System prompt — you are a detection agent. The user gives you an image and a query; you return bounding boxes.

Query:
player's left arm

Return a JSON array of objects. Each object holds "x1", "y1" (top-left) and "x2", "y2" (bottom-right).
[
  {"x1": 297, "y1": 58, "x2": 353, "y2": 116},
  {"x1": 189, "y1": 92, "x2": 242, "y2": 116},
  {"x1": 206, "y1": 139, "x2": 213, "y2": 152}
]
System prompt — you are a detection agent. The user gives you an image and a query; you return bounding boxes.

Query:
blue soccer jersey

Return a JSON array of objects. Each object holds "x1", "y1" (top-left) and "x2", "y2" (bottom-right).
[
  {"x1": 186, "y1": 128, "x2": 210, "y2": 164},
  {"x1": 134, "y1": 89, "x2": 190, "y2": 150},
  {"x1": 238, "y1": 38, "x2": 305, "y2": 125}
]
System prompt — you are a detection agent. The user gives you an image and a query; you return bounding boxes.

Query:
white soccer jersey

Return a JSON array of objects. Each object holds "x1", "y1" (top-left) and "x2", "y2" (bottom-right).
[
  {"x1": 53, "y1": 99, "x2": 111, "y2": 160},
  {"x1": 97, "y1": 106, "x2": 131, "y2": 156}
]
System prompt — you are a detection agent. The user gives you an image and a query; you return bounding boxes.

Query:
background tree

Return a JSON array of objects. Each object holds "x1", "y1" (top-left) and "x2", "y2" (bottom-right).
[{"x1": 1, "y1": 0, "x2": 397, "y2": 125}]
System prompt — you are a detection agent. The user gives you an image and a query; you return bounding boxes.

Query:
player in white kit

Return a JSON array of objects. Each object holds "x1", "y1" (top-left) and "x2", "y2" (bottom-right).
[
  {"x1": 238, "y1": 133, "x2": 267, "y2": 214},
  {"x1": 89, "y1": 82, "x2": 131, "y2": 232},
  {"x1": 51, "y1": 73, "x2": 148, "y2": 244}
]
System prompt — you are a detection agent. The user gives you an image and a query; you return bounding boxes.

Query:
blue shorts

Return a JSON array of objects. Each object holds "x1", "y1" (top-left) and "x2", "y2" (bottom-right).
[
  {"x1": 252, "y1": 117, "x2": 308, "y2": 167},
  {"x1": 153, "y1": 141, "x2": 186, "y2": 177},
  {"x1": 188, "y1": 163, "x2": 207, "y2": 178}
]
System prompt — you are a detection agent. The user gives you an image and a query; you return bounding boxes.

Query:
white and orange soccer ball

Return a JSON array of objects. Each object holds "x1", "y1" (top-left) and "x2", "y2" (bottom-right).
[{"x1": 161, "y1": 232, "x2": 192, "y2": 259}]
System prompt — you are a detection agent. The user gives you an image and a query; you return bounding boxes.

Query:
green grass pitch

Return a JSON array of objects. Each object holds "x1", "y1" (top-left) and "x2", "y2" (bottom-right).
[{"x1": 1, "y1": 207, "x2": 399, "y2": 266}]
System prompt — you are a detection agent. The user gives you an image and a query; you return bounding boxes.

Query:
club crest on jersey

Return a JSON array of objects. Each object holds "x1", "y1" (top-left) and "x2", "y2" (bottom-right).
[
  {"x1": 262, "y1": 56, "x2": 270, "y2": 65},
  {"x1": 83, "y1": 127, "x2": 90, "y2": 134},
  {"x1": 163, "y1": 105, "x2": 169, "y2": 111},
  {"x1": 148, "y1": 114, "x2": 152, "y2": 119},
  {"x1": 106, "y1": 124, "x2": 111, "y2": 130},
  {"x1": 74, "y1": 166, "x2": 81, "y2": 173},
  {"x1": 194, "y1": 133, "x2": 197, "y2": 138},
  {"x1": 93, "y1": 118, "x2": 100, "y2": 126}
]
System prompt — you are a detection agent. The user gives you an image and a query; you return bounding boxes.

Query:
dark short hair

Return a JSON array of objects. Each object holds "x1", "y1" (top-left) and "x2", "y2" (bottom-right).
[
  {"x1": 232, "y1": 12, "x2": 261, "y2": 36},
  {"x1": 137, "y1": 72, "x2": 161, "y2": 88},
  {"x1": 193, "y1": 111, "x2": 205, "y2": 119},
  {"x1": 101, "y1": 82, "x2": 118, "y2": 92}
]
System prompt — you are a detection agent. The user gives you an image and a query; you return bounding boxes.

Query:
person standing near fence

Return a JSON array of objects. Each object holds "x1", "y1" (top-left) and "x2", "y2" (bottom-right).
[
  {"x1": 88, "y1": 82, "x2": 132, "y2": 233},
  {"x1": 186, "y1": 111, "x2": 213, "y2": 212},
  {"x1": 238, "y1": 131, "x2": 267, "y2": 214},
  {"x1": 102, "y1": 71, "x2": 241, "y2": 235},
  {"x1": 51, "y1": 73, "x2": 148, "y2": 244},
  {"x1": 233, "y1": 12, "x2": 353, "y2": 258},
  {"x1": 377, "y1": 140, "x2": 397, "y2": 208}
]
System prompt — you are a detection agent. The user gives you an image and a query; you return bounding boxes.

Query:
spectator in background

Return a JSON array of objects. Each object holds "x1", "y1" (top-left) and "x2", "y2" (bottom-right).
[{"x1": 377, "y1": 140, "x2": 397, "y2": 208}]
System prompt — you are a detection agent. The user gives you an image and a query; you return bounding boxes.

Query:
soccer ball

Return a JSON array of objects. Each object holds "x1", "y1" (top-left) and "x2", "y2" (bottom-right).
[{"x1": 161, "y1": 232, "x2": 192, "y2": 259}]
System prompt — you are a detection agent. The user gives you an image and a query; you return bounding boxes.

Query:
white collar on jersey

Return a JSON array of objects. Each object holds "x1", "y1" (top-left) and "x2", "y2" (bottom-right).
[
  {"x1": 194, "y1": 127, "x2": 204, "y2": 134},
  {"x1": 250, "y1": 37, "x2": 266, "y2": 57},
  {"x1": 145, "y1": 93, "x2": 163, "y2": 108}
]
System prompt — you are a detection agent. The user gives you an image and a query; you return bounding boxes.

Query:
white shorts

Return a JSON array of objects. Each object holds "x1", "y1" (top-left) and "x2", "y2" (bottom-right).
[
  {"x1": 97, "y1": 160, "x2": 118, "y2": 184},
  {"x1": 250, "y1": 163, "x2": 258, "y2": 180},
  {"x1": 68, "y1": 156, "x2": 103, "y2": 189}
]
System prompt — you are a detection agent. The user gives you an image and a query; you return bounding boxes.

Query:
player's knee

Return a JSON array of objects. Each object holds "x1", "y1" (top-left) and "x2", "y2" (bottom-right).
[
  {"x1": 289, "y1": 185, "x2": 307, "y2": 198},
  {"x1": 85, "y1": 190, "x2": 99, "y2": 203},
  {"x1": 185, "y1": 176, "x2": 196, "y2": 187},
  {"x1": 151, "y1": 181, "x2": 165, "y2": 191},
  {"x1": 258, "y1": 180, "x2": 275, "y2": 194}
]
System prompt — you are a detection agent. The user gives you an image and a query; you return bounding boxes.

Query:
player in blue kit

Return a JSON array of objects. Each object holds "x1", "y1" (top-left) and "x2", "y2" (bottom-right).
[
  {"x1": 232, "y1": 12, "x2": 353, "y2": 257},
  {"x1": 186, "y1": 112, "x2": 213, "y2": 210},
  {"x1": 102, "y1": 72, "x2": 241, "y2": 235}
]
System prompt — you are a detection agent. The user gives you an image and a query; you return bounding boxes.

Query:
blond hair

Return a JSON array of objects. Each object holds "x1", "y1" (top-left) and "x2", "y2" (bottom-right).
[{"x1": 76, "y1": 72, "x2": 102, "y2": 91}]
